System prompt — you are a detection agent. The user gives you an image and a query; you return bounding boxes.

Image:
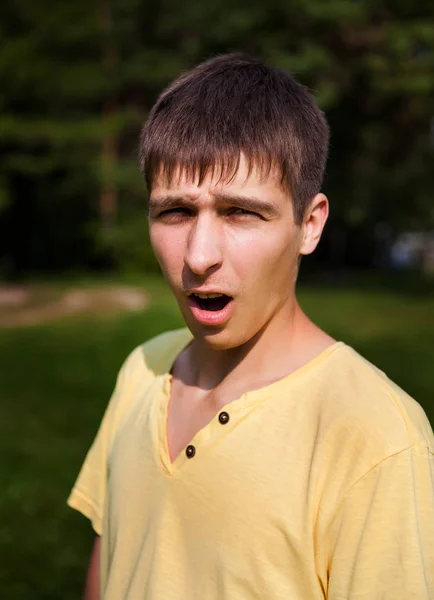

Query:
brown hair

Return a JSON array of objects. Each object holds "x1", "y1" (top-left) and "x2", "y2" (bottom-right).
[{"x1": 140, "y1": 53, "x2": 329, "y2": 224}]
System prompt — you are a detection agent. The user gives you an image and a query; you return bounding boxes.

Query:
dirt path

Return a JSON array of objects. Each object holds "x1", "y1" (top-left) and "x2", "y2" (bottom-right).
[{"x1": 0, "y1": 285, "x2": 149, "y2": 328}]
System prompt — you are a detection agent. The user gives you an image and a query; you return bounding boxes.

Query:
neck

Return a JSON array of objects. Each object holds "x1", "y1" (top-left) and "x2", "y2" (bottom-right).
[{"x1": 183, "y1": 299, "x2": 334, "y2": 395}]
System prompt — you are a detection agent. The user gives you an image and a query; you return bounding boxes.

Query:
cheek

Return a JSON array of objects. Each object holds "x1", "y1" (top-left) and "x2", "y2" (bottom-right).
[
  {"x1": 149, "y1": 226, "x2": 184, "y2": 275},
  {"x1": 229, "y1": 228, "x2": 298, "y2": 281}
]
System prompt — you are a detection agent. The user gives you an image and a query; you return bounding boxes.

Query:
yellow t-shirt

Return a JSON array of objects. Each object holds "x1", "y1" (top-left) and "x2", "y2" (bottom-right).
[{"x1": 68, "y1": 328, "x2": 434, "y2": 599}]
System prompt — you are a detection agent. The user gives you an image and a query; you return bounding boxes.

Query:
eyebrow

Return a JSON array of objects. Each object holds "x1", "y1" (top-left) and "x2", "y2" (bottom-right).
[
  {"x1": 148, "y1": 195, "x2": 196, "y2": 212},
  {"x1": 149, "y1": 192, "x2": 279, "y2": 217},
  {"x1": 213, "y1": 192, "x2": 278, "y2": 216}
]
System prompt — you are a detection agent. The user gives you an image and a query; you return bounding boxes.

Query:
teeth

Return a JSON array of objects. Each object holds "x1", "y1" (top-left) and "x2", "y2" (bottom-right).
[{"x1": 194, "y1": 293, "x2": 224, "y2": 299}]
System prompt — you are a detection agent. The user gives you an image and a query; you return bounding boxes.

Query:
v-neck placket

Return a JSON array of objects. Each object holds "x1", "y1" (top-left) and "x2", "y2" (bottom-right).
[
  {"x1": 156, "y1": 373, "x2": 262, "y2": 476},
  {"x1": 154, "y1": 340, "x2": 345, "y2": 476}
]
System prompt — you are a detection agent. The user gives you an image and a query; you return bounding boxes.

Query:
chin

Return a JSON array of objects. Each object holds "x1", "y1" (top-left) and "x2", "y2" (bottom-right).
[{"x1": 187, "y1": 319, "x2": 256, "y2": 351}]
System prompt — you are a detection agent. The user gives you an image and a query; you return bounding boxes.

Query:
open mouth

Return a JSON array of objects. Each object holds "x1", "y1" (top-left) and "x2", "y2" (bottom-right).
[{"x1": 189, "y1": 293, "x2": 232, "y2": 312}]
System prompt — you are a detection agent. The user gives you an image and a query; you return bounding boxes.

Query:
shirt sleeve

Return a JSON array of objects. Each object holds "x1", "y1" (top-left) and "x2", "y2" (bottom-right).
[
  {"x1": 326, "y1": 443, "x2": 434, "y2": 599},
  {"x1": 66, "y1": 348, "x2": 139, "y2": 535}
]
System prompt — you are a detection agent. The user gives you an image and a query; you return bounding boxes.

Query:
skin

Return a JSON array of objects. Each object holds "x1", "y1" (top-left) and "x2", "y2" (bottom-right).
[
  {"x1": 83, "y1": 157, "x2": 332, "y2": 593},
  {"x1": 83, "y1": 535, "x2": 100, "y2": 600},
  {"x1": 149, "y1": 157, "x2": 334, "y2": 461}
]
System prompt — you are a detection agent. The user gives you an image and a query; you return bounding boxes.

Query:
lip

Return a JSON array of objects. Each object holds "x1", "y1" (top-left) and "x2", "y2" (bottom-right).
[
  {"x1": 187, "y1": 294, "x2": 234, "y2": 326},
  {"x1": 187, "y1": 289, "x2": 231, "y2": 297}
]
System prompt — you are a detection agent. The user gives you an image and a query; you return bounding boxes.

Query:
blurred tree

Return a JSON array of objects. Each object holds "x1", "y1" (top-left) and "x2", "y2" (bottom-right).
[
  {"x1": 97, "y1": 0, "x2": 119, "y2": 228},
  {"x1": 0, "y1": 0, "x2": 433, "y2": 274}
]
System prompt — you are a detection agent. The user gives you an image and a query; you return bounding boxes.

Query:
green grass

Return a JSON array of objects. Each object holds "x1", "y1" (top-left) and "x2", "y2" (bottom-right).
[{"x1": 1, "y1": 273, "x2": 433, "y2": 599}]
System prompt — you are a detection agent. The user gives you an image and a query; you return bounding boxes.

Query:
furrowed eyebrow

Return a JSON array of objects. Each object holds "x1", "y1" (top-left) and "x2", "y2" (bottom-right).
[
  {"x1": 148, "y1": 195, "x2": 194, "y2": 211},
  {"x1": 148, "y1": 193, "x2": 278, "y2": 216},
  {"x1": 212, "y1": 192, "x2": 278, "y2": 216}
]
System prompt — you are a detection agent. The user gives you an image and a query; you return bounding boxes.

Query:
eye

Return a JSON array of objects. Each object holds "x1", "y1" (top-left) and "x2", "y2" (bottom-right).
[
  {"x1": 228, "y1": 208, "x2": 261, "y2": 219},
  {"x1": 158, "y1": 207, "x2": 192, "y2": 220},
  {"x1": 163, "y1": 207, "x2": 190, "y2": 215}
]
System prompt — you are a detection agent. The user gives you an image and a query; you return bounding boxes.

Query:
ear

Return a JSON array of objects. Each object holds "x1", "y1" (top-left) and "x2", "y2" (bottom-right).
[{"x1": 299, "y1": 193, "x2": 329, "y2": 256}]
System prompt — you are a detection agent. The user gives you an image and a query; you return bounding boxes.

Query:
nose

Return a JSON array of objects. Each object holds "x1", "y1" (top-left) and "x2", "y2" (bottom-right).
[{"x1": 184, "y1": 213, "x2": 222, "y2": 276}]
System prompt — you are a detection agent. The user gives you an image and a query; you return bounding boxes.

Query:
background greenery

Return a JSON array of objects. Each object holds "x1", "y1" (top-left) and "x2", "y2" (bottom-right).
[
  {"x1": 1, "y1": 273, "x2": 434, "y2": 599},
  {"x1": 1, "y1": 0, "x2": 434, "y2": 598},
  {"x1": 1, "y1": 0, "x2": 433, "y2": 274}
]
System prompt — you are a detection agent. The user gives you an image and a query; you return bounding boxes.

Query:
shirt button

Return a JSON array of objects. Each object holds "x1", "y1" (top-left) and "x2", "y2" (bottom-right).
[
  {"x1": 186, "y1": 444, "x2": 196, "y2": 458},
  {"x1": 218, "y1": 411, "x2": 230, "y2": 425}
]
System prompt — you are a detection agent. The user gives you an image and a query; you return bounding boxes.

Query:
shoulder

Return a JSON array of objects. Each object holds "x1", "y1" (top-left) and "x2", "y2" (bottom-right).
[
  {"x1": 327, "y1": 345, "x2": 432, "y2": 446},
  {"x1": 105, "y1": 328, "x2": 192, "y2": 429},
  {"x1": 138, "y1": 327, "x2": 193, "y2": 373},
  {"x1": 119, "y1": 327, "x2": 193, "y2": 388},
  {"x1": 302, "y1": 344, "x2": 434, "y2": 481},
  {"x1": 294, "y1": 345, "x2": 434, "y2": 516}
]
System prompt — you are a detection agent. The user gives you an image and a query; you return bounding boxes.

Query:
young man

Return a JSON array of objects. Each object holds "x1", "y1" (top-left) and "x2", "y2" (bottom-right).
[{"x1": 68, "y1": 54, "x2": 434, "y2": 599}]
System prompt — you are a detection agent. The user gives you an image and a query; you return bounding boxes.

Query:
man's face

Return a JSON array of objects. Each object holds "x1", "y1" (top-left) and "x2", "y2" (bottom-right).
[{"x1": 148, "y1": 158, "x2": 306, "y2": 350}]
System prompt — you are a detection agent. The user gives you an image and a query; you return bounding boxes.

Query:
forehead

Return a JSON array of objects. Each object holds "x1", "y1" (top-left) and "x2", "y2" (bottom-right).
[{"x1": 150, "y1": 155, "x2": 290, "y2": 201}]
